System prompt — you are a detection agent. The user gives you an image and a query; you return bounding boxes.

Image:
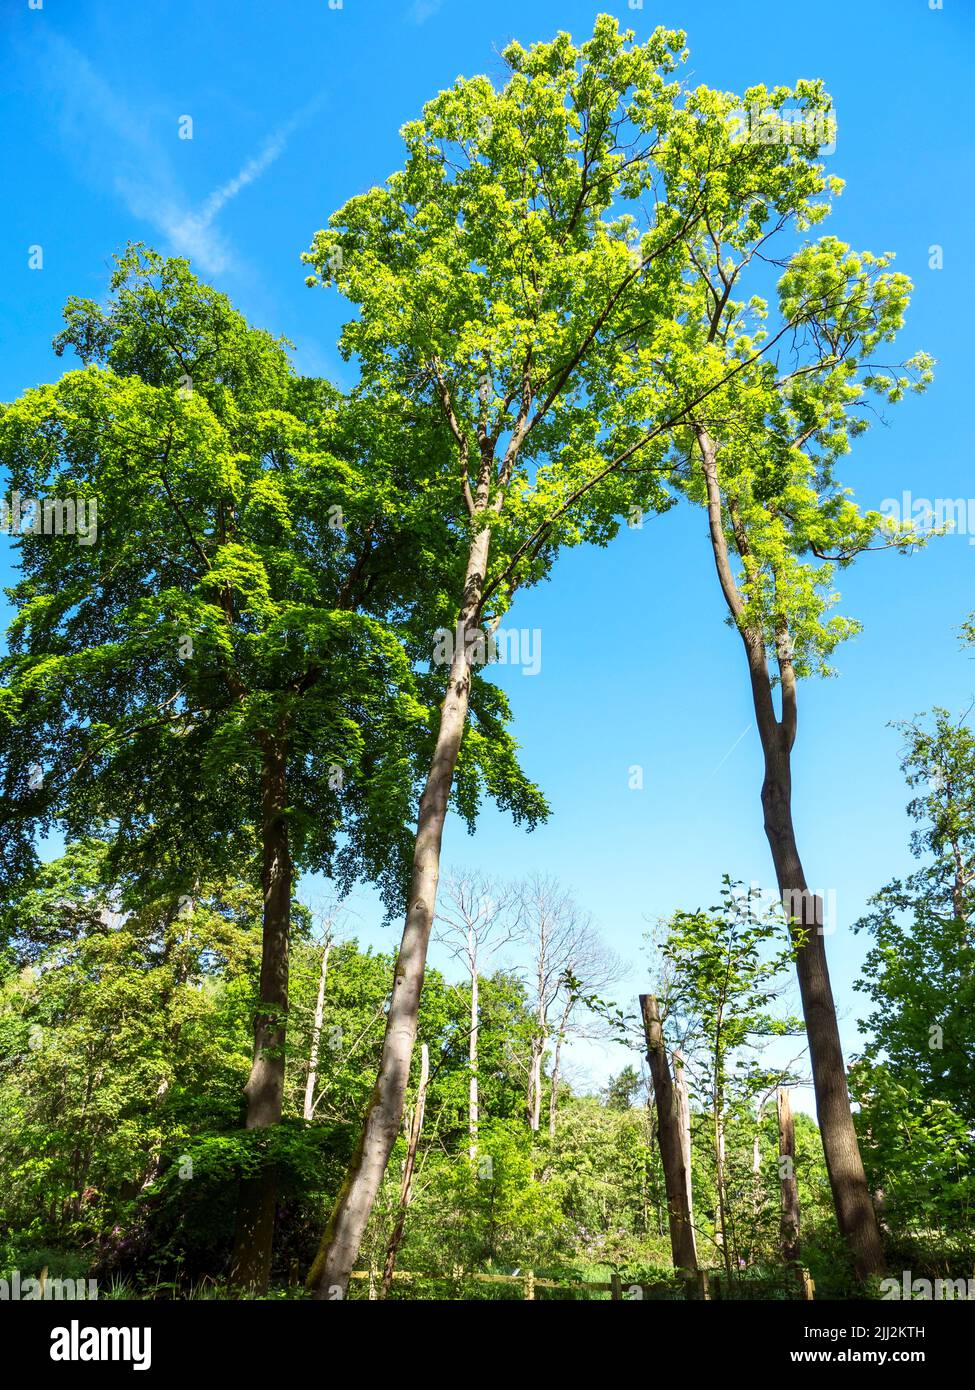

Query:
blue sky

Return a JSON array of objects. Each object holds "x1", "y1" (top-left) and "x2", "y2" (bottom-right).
[{"x1": 2, "y1": 0, "x2": 974, "y2": 1102}]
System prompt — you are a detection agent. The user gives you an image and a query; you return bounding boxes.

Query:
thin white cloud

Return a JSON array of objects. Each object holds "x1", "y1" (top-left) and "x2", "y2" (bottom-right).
[
  {"x1": 407, "y1": 0, "x2": 445, "y2": 25},
  {"x1": 156, "y1": 117, "x2": 303, "y2": 273},
  {"x1": 30, "y1": 31, "x2": 316, "y2": 275},
  {"x1": 710, "y1": 724, "x2": 752, "y2": 775},
  {"x1": 200, "y1": 131, "x2": 292, "y2": 225}
]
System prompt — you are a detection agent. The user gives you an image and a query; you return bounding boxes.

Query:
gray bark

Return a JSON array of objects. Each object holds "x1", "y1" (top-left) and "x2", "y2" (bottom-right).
[
  {"x1": 696, "y1": 424, "x2": 885, "y2": 1280},
  {"x1": 307, "y1": 526, "x2": 491, "y2": 1298}
]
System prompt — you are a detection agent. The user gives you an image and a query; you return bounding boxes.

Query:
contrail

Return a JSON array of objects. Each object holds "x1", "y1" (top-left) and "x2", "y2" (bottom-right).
[{"x1": 710, "y1": 724, "x2": 752, "y2": 775}]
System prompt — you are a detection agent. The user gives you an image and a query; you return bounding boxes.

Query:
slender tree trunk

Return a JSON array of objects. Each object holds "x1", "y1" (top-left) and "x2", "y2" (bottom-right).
[
  {"x1": 751, "y1": 1125, "x2": 763, "y2": 1223},
  {"x1": 303, "y1": 940, "x2": 332, "y2": 1122},
  {"x1": 777, "y1": 1086, "x2": 802, "y2": 1271},
  {"x1": 548, "y1": 996, "x2": 572, "y2": 1137},
  {"x1": 468, "y1": 958, "x2": 479, "y2": 1162},
  {"x1": 548, "y1": 1032, "x2": 564, "y2": 1137},
  {"x1": 640, "y1": 994, "x2": 698, "y2": 1273},
  {"x1": 762, "y1": 748, "x2": 885, "y2": 1277},
  {"x1": 229, "y1": 741, "x2": 292, "y2": 1292},
  {"x1": 306, "y1": 526, "x2": 491, "y2": 1299},
  {"x1": 714, "y1": 1106, "x2": 733, "y2": 1280},
  {"x1": 674, "y1": 1048, "x2": 693, "y2": 1225},
  {"x1": 527, "y1": 947, "x2": 547, "y2": 1132},
  {"x1": 696, "y1": 425, "x2": 885, "y2": 1280},
  {"x1": 379, "y1": 1044, "x2": 430, "y2": 1299},
  {"x1": 527, "y1": 1037, "x2": 545, "y2": 1132}
]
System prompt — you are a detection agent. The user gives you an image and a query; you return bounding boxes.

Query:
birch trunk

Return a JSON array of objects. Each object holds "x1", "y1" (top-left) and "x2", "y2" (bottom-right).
[
  {"x1": 548, "y1": 995, "x2": 573, "y2": 1137},
  {"x1": 468, "y1": 957, "x2": 479, "y2": 1162},
  {"x1": 674, "y1": 1049, "x2": 693, "y2": 1226},
  {"x1": 548, "y1": 1032, "x2": 564, "y2": 1138},
  {"x1": 714, "y1": 1108, "x2": 732, "y2": 1279},
  {"x1": 303, "y1": 940, "x2": 332, "y2": 1122},
  {"x1": 527, "y1": 1038, "x2": 544, "y2": 1132},
  {"x1": 751, "y1": 1128, "x2": 762, "y2": 1221}
]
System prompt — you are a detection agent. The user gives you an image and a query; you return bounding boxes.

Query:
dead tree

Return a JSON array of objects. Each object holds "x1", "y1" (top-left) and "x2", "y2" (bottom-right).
[
  {"x1": 777, "y1": 1086, "x2": 802, "y2": 1270},
  {"x1": 516, "y1": 875, "x2": 623, "y2": 1134},
  {"x1": 640, "y1": 993, "x2": 698, "y2": 1274},
  {"x1": 434, "y1": 871, "x2": 519, "y2": 1160},
  {"x1": 303, "y1": 935, "x2": 333, "y2": 1121}
]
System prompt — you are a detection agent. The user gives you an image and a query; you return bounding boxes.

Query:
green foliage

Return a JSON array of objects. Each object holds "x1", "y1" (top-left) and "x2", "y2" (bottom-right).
[
  {"x1": 653, "y1": 879, "x2": 807, "y2": 1276},
  {"x1": 851, "y1": 693, "x2": 975, "y2": 1253},
  {"x1": 657, "y1": 879, "x2": 804, "y2": 1118},
  {"x1": 302, "y1": 17, "x2": 696, "y2": 630},
  {"x1": 0, "y1": 16, "x2": 957, "y2": 1303},
  {"x1": 0, "y1": 246, "x2": 543, "y2": 916}
]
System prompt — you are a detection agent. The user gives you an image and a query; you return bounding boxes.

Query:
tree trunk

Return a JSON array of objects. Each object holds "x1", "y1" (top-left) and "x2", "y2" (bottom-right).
[
  {"x1": 468, "y1": 960, "x2": 479, "y2": 1162},
  {"x1": 696, "y1": 424, "x2": 885, "y2": 1280},
  {"x1": 777, "y1": 1086, "x2": 802, "y2": 1269},
  {"x1": 762, "y1": 745, "x2": 885, "y2": 1278},
  {"x1": 640, "y1": 994, "x2": 698, "y2": 1274},
  {"x1": 527, "y1": 974, "x2": 547, "y2": 1134},
  {"x1": 379, "y1": 1043, "x2": 429, "y2": 1299},
  {"x1": 303, "y1": 940, "x2": 332, "y2": 1122},
  {"x1": 548, "y1": 996, "x2": 573, "y2": 1137},
  {"x1": 527, "y1": 1037, "x2": 544, "y2": 1132},
  {"x1": 714, "y1": 1108, "x2": 733, "y2": 1280},
  {"x1": 751, "y1": 1124, "x2": 763, "y2": 1222},
  {"x1": 674, "y1": 1048, "x2": 693, "y2": 1225},
  {"x1": 306, "y1": 526, "x2": 490, "y2": 1299},
  {"x1": 229, "y1": 741, "x2": 292, "y2": 1292},
  {"x1": 548, "y1": 1032, "x2": 564, "y2": 1137}
]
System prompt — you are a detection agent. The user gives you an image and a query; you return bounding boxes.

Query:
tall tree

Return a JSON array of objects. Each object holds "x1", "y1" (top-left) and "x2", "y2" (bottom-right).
[
  {"x1": 0, "y1": 247, "x2": 539, "y2": 1290},
  {"x1": 643, "y1": 81, "x2": 932, "y2": 1275},
  {"x1": 514, "y1": 873, "x2": 622, "y2": 1135},
  {"x1": 303, "y1": 18, "x2": 707, "y2": 1294}
]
